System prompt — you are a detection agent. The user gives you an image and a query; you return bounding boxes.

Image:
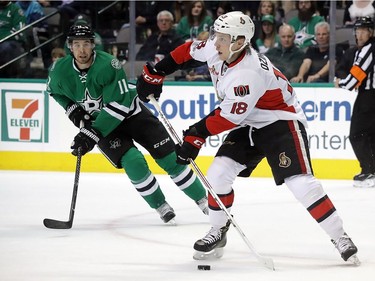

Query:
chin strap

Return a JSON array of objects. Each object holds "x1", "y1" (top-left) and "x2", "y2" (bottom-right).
[{"x1": 227, "y1": 42, "x2": 249, "y2": 62}]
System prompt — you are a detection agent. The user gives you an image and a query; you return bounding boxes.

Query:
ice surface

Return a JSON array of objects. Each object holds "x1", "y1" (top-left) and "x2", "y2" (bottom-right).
[{"x1": 1, "y1": 171, "x2": 374, "y2": 281}]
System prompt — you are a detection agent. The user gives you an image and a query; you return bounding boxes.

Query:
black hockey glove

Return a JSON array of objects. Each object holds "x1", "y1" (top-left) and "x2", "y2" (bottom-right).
[
  {"x1": 136, "y1": 62, "x2": 165, "y2": 103},
  {"x1": 71, "y1": 126, "x2": 102, "y2": 156},
  {"x1": 175, "y1": 126, "x2": 206, "y2": 165},
  {"x1": 66, "y1": 103, "x2": 92, "y2": 128}
]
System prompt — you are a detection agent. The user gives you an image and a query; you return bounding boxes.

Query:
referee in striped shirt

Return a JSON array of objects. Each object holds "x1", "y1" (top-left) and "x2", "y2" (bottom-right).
[{"x1": 335, "y1": 16, "x2": 375, "y2": 188}]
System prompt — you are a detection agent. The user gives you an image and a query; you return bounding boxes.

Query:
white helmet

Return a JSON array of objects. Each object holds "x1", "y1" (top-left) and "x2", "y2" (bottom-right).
[{"x1": 213, "y1": 11, "x2": 255, "y2": 44}]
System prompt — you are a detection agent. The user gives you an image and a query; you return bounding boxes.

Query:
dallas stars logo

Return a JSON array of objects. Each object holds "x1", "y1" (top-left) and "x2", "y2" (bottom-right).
[{"x1": 78, "y1": 88, "x2": 103, "y2": 115}]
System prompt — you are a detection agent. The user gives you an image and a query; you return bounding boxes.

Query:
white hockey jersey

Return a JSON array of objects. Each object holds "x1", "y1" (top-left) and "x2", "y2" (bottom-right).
[{"x1": 177, "y1": 38, "x2": 308, "y2": 130}]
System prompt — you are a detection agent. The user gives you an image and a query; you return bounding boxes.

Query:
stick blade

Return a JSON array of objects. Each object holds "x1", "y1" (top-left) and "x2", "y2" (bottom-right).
[
  {"x1": 43, "y1": 218, "x2": 72, "y2": 229},
  {"x1": 259, "y1": 256, "x2": 275, "y2": 271}
]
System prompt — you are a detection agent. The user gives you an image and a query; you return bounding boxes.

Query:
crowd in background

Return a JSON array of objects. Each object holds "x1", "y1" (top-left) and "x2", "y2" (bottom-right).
[{"x1": 0, "y1": 0, "x2": 374, "y2": 80}]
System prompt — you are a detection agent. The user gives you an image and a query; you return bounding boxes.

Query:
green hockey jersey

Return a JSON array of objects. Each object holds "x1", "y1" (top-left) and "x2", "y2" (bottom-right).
[
  {"x1": 0, "y1": 2, "x2": 25, "y2": 41},
  {"x1": 46, "y1": 50, "x2": 141, "y2": 137}
]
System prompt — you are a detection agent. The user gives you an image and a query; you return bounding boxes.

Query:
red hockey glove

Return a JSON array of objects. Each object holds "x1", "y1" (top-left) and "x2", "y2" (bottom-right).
[
  {"x1": 136, "y1": 62, "x2": 165, "y2": 103},
  {"x1": 176, "y1": 127, "x2": 206, "y2": 165}
]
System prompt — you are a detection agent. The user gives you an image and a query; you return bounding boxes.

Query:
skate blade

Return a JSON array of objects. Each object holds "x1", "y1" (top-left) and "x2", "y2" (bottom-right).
[
  {"x1": 193, "y1": 248, "x2": 224, "y2": 260},
  {"x1": 167, "y1": 218, "x2": 177, "y2": 225},
  {"x1": 353, "y1": 180, "x2": 375, "y2": 188},
  {"x1": 348, "y1": 254, "x2": 361, "y2": 266}
]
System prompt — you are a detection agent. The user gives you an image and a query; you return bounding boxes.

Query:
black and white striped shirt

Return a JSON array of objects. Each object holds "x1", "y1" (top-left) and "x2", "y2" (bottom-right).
[{"x1": 339, "y1": 37, "x2": 375, "y2": 91}]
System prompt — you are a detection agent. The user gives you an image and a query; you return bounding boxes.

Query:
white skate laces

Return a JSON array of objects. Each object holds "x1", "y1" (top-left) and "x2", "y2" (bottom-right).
[{"x1": 201, "y1": 227, "x2": 222, "y2": 244}]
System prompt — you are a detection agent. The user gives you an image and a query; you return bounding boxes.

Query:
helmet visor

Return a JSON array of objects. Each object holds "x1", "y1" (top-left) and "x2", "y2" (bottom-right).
[{"x1": 209, "y1": 26, "x2": 232, "y2": 44}]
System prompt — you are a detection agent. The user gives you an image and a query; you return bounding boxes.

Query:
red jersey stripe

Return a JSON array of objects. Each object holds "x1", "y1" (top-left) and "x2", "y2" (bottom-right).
[
  {"x1": 170, "y1": 42, "x2": 194, "y2": 64},
  {"x1": 288, "y1": 121, "x2": 307, "y2": 174},
  {"x1": 256, "y1": 88, "x2": 296, "y2": 113},
  {"x1": 206, "y1": 109, "x2": 237, "y2": 135}
]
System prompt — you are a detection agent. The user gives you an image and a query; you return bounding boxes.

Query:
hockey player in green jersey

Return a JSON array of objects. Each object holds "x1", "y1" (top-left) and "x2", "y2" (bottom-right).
[{"x1": 46, "y1": 24, "x2": 208, "y2": 223}]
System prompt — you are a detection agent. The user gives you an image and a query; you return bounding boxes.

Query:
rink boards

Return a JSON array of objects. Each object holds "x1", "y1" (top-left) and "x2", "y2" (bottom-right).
[{"x1": 0, "y1": 80, "x2": 359, "y2": 179}]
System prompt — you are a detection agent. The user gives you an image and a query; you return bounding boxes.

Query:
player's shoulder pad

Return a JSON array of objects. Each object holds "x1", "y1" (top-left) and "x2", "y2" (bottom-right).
[
  {"x1": 48, "y1": 55, "x2": 70, "y2": 73},
  {"x1": 96, "y1": 50, "x2": 123, "y2": 70}
]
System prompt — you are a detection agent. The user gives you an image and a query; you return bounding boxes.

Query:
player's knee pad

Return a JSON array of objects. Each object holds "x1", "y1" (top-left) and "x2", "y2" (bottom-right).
[
  {"x1": 207, "y1": 156, "x2": 246, "y2": 194},
  {"x1": 285, "y1": 174, "x2": 325, "y2": 208},
  {"x1": 121, "y1": 147, "x2": 150, "y2": 181},
  {"x1": 154, "y1": 151, "x2": 184, "y2": 176}
]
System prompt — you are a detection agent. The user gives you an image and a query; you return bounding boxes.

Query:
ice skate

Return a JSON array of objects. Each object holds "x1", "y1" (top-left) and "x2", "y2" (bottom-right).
[
  {"x1": 353, "y1": 173, "x2": 375, "y2": 188},
  {"x1": 331, "y1": 233, "x2": 360, "y2": 265},
  {"x1": 195, "y1": 196, "x2": 209, "y2": 215},
  {"x1": 156, "y1": 202, "x2": 176, "y2": 224},
  {"x1": 193, "y1": 221, "x2": 230, "y2": 260}
]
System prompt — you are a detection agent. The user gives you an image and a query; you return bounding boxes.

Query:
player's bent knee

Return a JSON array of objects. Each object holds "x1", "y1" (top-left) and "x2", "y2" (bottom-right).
[
  {"x1": 155, "y1": 151, "x2": 184, "y2": 176},
  {"x1": 285, "y1": 174, "x2": 325, "y2": 207},
  {"x1": 207, "y1": 156, "x2": 245, "y2": 194},
  {"x1": 121, "y1": 147, "x2": 150, "y2": 180}
]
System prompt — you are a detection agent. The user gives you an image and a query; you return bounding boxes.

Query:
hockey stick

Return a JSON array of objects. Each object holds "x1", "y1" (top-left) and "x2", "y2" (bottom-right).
[
  {"x1": 43, "y1": 146, "x2": 82, "y2": 229},
  {"x1": 149, "y1": 96, "x2": 275, "y2": 271}
]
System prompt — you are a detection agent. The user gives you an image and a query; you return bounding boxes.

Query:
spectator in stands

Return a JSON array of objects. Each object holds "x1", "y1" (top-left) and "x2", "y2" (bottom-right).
[
  {"x1": 230, "y1": 1, "x2": 259, "y2": 18},
  {"x1": 256, "y1": 0, "x2": 284, "y2": 23},
  {"x1": 0, "y1": 0, "x2": 27, "y2": 78},
  {"x1": 251, "y1": 1, "x2": 283, "y2": 52},
  {"x1": 51, "y1": 47, "x2": 65, "y2": 62},
  {"x1": 343, "y1": 0, "x2": 375, "y2": 26},
  {"x1": 213, "y1": 1, "x2": 233, "y2": 20},
  {"x1": 265, "y1": 24, "x2": 305, "y2": 80},
  {"x1": 57, "y1": 0, "x2": 83, "y2": 37},
  {"x1": 173, "y1": 1, "x2": 186, "y2": 24},
  {"x1": 135, "y1": 1, "x2": 174, "y2": 43},
  {"x1": 16, "y1": 0, "x2": 45, "y2": 25},
  {"x1": 136, "y1": 10, "x2": 184, "y2": 62},
  {"x1": 176, "y1": 1, "x2": 213, "y2": 42},
  {"x1": 256, "y1": 14, "x2": 280, "y2": 54},
  {"x1": 288, "y1": 0, "x2": 325, "y2": 50},
  {"x1": 291, "y1": 22, "x2": 342, "y2": 83},
  {"x1": 16, "y1": 0, "x2": 50, "y2": 69}
]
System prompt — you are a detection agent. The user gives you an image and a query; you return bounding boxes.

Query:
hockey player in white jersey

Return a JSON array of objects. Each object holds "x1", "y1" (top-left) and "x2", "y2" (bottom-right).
[{"x1": 136, "y1": 11, "x2": 359, "y2": 264}]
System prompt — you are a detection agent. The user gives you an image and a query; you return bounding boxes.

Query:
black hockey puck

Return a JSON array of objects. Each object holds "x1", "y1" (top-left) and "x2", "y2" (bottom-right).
[{"x1": 197, "y1": 265, "x2": 211, "y2": 270}]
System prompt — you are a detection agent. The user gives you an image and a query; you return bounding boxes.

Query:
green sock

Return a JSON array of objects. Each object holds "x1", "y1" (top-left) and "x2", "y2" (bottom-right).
[
  {"x1": 155, "y1": 152, "x2": 206, "y2": 201},
  {"x1": 121, "y1": 147, "x2": 165, "y2": 208}
]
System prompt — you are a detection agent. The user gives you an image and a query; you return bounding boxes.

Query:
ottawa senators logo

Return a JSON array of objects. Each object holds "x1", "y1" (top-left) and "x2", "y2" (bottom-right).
[
  {"x1": 279, "y1": 152, "x2": 291, "y2": 168},
  {"x1": 234, "y1": 85, "x2": 250, "y2": 97}
]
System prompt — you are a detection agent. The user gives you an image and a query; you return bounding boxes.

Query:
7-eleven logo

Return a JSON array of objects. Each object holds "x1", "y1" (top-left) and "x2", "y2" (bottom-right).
[
  {"x1": 11, "y1": 99, "x2": 39, "y2": 141},
  {"x1": 1, "y1": 89, "x2": 48, "y2": 143}
]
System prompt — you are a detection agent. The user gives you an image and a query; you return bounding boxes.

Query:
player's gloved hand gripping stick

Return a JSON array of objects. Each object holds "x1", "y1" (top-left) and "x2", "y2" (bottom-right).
[{"x1": 148, "y1": 95, "x2": 275, "y2": 271}]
